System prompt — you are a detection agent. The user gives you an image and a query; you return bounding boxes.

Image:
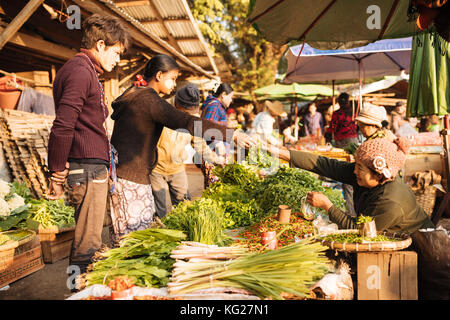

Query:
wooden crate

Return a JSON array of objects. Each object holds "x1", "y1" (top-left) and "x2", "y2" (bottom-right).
[
  {"x1": 357, "y1": 251, "x2": 417, "y2": 300},
  {"x1": 0, "y1": 237, "x2": 44, "y2": 288},
  {"x1": 38, "y1": 229, "x2": 74, "y2": 264}
]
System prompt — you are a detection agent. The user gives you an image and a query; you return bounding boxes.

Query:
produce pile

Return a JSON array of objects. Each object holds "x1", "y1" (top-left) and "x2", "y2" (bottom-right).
[
  {"x1": 162, "y1": 151, "x2": 345, "y2": 247},
  {"x1": 168, "y1": 237, "x2": 331, "y2": 300},
  {"x1": 162, "y1": 198, "x2": 232, "y2": 246},
  {"x1": 0, "y1": 179, "x2": 75, "y2": 231},
  {"x1": 320, "y1": 233, "x2": 394, "y2": 244},
  {"x1": 83, "y1": 228, "x2": 186, "y2": 289},
  {"x1": 0, "y1": 180, "x2": 30, "y2": 231},
  {"x1": 27, "y1": 199, "x2": 75, "y2": 229},
  {"x1": 237, "y1": 214, "x2": 315, "y2": 251}
]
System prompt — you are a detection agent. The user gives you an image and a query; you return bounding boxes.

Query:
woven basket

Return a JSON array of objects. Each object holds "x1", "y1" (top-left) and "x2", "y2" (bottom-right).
[
  {"x1": 413, "y1": 186, "x2": 437, "y2": 217},
  {"x1": 319, "y1": 229, "x2": 412, "y2": 252},
  {"x1": 0, "y1": 240, "x2": 19, "y2": 272}
]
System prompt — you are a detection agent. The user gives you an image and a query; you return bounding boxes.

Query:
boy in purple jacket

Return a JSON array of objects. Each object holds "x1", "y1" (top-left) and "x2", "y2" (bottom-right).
[{"x1": 46, "y1": 14, "x2": 130, "y2": 274}]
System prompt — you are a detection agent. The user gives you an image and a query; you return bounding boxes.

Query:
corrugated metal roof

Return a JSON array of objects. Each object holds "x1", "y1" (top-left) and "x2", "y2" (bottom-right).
[{"x1": 111, "y1": 0, "x2": 219, "y2": 76}]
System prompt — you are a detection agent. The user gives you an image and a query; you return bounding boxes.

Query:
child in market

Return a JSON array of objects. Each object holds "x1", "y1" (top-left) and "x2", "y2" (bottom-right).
[
  {"x1": 108, "y1": 55, "x2": 254, "y2": 242},
  {"x1": 150, "y1": 83, "x2": 226, "y2": 219}
]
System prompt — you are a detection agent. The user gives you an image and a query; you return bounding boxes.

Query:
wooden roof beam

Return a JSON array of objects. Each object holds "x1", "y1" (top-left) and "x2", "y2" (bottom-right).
[
  {"x1": 0, "y1": 0, "x2": 45, "y2": 50},
  {"x1": 0, "y1": 26, "x2": 76, "y2": 61},
  {"x1": 74, "y1": 0, "x2": 218, "y2": 79},
  {"x1": 115, "y1": 0, "x2": 151, "y2": 8},
  {"x1": 145, "y1": 1, "x2": 183, "y2": 53}
]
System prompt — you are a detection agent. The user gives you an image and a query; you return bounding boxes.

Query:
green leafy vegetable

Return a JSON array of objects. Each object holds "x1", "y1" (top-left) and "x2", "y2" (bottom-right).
[{"x1": 85, "y1": 228, "x2": 186, "y2": 288}]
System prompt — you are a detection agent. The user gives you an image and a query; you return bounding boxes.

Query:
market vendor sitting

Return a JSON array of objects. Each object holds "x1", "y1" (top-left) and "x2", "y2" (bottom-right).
[
  {"x1": 267, "y1": 137, "x2": 434, "y2": 234},
  {"x1": 355, "y1": 103, "x2": 396, "y2": 142}
]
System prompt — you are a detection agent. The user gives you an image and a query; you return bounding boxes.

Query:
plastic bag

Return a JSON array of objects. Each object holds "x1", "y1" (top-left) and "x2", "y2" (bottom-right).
[
  {"x1": 313, "y1": 215, "x2": 338, "y2": 235},
  {"x1": 310, "y1": 262, "x2": 354, "y2": 300},
  {"x1": 300, "y1": 196, "x2": 317, "y2": 220},
  {"x1": 410, "y1": 221, "x2": 450, "y2": 300}
]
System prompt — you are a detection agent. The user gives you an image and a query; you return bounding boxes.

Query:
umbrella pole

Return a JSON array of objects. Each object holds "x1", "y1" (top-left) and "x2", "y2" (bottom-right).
[
  {"x1": 294, "y1": 95, "x2": 298, "y2": 140},
  {"x1": 443, "y1": 115, "x2": 450, "y2": 188},
  {"x1": 357, "y1": 60, "x2": 362, "y2": 119}
]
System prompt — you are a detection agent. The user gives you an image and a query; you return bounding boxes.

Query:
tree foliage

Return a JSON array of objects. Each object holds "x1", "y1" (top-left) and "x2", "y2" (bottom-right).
[{"x1": 187, "y1": 0, "x2": 286, "y2": 97}]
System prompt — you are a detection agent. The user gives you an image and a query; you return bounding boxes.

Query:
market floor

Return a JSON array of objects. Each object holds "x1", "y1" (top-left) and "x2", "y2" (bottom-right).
[{"x1": 0, "y1": 165, "x2": 205, "y2": 300}]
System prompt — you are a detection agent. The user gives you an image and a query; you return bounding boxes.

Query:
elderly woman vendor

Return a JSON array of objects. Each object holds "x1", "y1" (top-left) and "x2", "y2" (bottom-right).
[{"x1": 269, "y1": 137, "x2": 434, "y2": 234}]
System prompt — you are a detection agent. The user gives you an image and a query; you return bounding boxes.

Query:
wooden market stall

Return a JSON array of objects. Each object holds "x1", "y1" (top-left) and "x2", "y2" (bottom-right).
[{"x1": 0, "y1": 0, "x2": 229, "y2": 283}]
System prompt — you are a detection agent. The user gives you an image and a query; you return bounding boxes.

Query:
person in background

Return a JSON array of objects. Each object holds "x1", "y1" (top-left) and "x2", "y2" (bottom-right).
[
  {"x1": 390, "y1": 101, "x2": 408, "y2": 134},
  {"x1": 200, "y1": 83, "x2": 234, "y2": 187},
  {"x1": 249, "y1": 100, "x2": 286, "y2": 146},
  {"x1": 427, "y1": 115, "x2": 441, "y2": 132},
  {"x1": 201, "y1": 83, "x2": 234, "y2": 127},
  {"x1": 281, "y1": 118, "x2": 299, "y2": 145},
  {"x1": 355, "y1": 103, "x2": 396, "y2": 142},
  {"x1": 303, "y1": 102, "x2": 324, "y2": 137},
  {"x1": 46, "y1": 14, "x2": 130, "y2": 274},
  {"x1": 150, "y1": 84, "x2": 226, "y2": 219},
  {"x1": 327, "y1": 93, "x2": 358, "y2": 148},
  {"x1": 236, "y1": 107, "x2": 247, "y2": 128},
  {"x1": 226, "y1": 108, "x2": 239, "y2": 128},
  {"x1": 109, "y1": 55, "x2": 254, "y2": 241},
  {"x1": 326, "y1": 93, "x2": 358, "y2": 217}
]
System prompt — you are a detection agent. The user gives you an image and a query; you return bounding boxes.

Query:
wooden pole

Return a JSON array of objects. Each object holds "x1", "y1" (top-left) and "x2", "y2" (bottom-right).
[{"x1": 0, "y1": 0, "x2": 45, "y2": 50}]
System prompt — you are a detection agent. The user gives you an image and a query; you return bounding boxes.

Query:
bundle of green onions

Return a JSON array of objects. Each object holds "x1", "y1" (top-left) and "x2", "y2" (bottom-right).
[
  {"x1": 162, "y1": 198, "x2": 231, "y2": 246},
  {"x1": 168, "y1": 237, "x2": 331, "y2": 299},
  {"x1": 84, "y1": 229, "x2": 186, "y2": 288}
]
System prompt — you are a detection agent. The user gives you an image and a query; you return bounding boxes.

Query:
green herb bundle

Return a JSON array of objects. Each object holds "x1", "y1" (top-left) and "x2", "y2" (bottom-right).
[
  {"x1": 168, "y1": 237, "x2": 331, "y2": 299},
  {"x1": 202, "y1": 183, "x2": 263, "y2": 228},
  {"x1": 27, "y1": 199, "x2": 75, "y2": 229},
  {"x1": 253, "y1": 167, "x2": 346, "y2": 215},
  {"x1": 212, "y1": 163, "x2": 262, "y2": 192},
  {"x1": 321, "y1": 232, "x2": 393, "y2": 243},
  {"x1": 357, "y1": 215, "x2": 374, "y2": 224},
  {"x1": 85, "y1": 229, "x2": 186, "y2": 288},
  {"x1": 162, "y1": 198, "x2": 232, "y2": 246}
]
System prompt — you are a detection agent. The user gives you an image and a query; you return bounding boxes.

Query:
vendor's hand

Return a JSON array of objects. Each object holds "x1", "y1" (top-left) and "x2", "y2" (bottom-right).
[
  {"x1": 233, "y1": 131, "x2": 256, "y2": 149},
  {"x1": 306, "y1": 192, "x2": 333, "y2": 212}
]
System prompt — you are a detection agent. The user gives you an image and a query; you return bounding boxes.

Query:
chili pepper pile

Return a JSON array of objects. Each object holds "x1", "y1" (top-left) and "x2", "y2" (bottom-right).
[{"x1": 236, "y1": 214, "x2": 315, "y2": 251}]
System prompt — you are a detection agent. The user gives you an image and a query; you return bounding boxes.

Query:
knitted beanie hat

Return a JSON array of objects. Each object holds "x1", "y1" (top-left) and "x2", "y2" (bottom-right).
[
  {"x1": 354, "y1": 137, "x2": 411, "y2": 180},
  {"x1": 175, "y1": 83, "x2": 200, "y2": 109}
]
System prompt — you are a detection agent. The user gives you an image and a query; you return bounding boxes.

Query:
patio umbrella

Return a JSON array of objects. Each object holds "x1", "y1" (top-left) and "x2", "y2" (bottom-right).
[
  {"x1": 283, "y1": 37, "x2": 412, "y2": 116},
  {"x1": 406, "y1": 32, "x2": 450, "y2": 224},
  {"x1": 248, "y1": 0, "x2": 418, "y2": 50},
  {"x1": 253, "y1": 83, "x2": 335, "y2": 100}
]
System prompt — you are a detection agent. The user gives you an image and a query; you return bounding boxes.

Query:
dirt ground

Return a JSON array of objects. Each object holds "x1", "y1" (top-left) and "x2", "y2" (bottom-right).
[{"x1": 0, "y1": 165, "x2": 205, "y2": 300}]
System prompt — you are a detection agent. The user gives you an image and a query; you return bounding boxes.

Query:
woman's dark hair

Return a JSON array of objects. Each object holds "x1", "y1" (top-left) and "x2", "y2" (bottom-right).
[
  {"x1": 143, "y1": 54, "x2": 180, "y2": 80},
  {"x1": 337, "y1": 93, "x2": 349, "y2": 107},
  {"x1": 81, "y1": 14, "x2": 131, "y2": 52},
  {"x1": 213, "y1": 83, "x2": 233, "y2": 98}
]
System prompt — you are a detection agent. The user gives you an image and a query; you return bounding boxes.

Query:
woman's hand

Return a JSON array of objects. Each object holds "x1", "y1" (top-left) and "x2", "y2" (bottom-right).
[
  {"x1": 232, "y1": 130, "x2": 256, "y2": 149},
  {"x1": 306, "y1": 191, "x2": 333, "y2": 212},
  {"x1": 260, "y1": 142, "x2": 291, "y2": 162}
]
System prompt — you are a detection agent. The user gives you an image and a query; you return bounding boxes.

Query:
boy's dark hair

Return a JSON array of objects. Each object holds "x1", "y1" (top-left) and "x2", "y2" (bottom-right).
[
  {"x1": 143, "y1": 54, "x2": 180, "y2": 80},
  {"x1": 81, "y1": 14, "x2": 131, "y2": 52}
]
